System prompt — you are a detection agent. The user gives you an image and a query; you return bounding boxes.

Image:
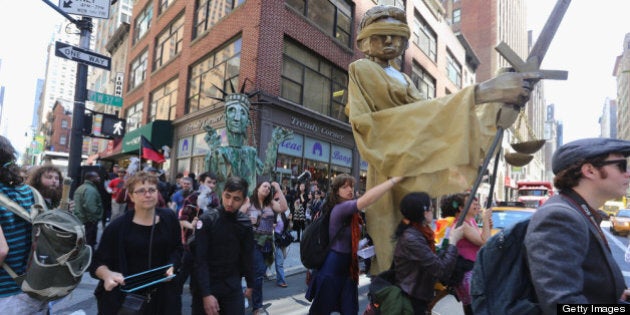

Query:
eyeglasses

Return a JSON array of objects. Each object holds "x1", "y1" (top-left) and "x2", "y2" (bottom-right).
[
  {"x1": 133, "y1": 188, "x2": 158, "y2": 195},
  {"x1": 592, "y1": 159, "x2": 628, "y2": 173}
]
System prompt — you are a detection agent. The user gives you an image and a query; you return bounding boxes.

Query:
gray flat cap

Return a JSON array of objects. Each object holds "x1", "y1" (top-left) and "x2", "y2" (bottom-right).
[{"x1": 552, "y1": 138, "x2": 630, "y2": 174}]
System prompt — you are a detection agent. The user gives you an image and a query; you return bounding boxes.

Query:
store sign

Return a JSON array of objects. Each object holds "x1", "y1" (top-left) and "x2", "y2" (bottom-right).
[
  {"x1": 114, "y1": 72, "x2": 124, "y2": 97},
  {"x1": 290, "y1": 116, "x2": 345, "y2": 141},
  {"x1": 178, "y1": 137, "x2": 192, "y2": 158},
  {"x1": 278, "y1": 134, "x2": 303, "y2": 157},
  {"x1": 304, "y1": 137, "x2": 330, "y2": 163},
  {"x1": 360, "y1": 159, "x2": 368, "y2": 171},
  {"x1": 331, "y1": 145, "x2": 352, "y2": 168},
  {"x1": 183, "y1": 114, "x2": 225, "y2": 134}
]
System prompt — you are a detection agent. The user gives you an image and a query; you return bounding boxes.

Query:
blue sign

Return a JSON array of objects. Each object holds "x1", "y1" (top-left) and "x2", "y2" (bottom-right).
[
  {"x1": 304, "y1": 137, "x2": 330, "y2": 162},
  {"x1": 278, "y1": 134, "x2": 304, "y2": 157},
  {"x1": 177, "y1": 137, "x2": 192, "y2": 158},
  {"x1": 331, "y1": 145, "x2": 352, "y2": 167},
  {"x1": 360, "y1": 159, "x2": 369, "y2": 171}
]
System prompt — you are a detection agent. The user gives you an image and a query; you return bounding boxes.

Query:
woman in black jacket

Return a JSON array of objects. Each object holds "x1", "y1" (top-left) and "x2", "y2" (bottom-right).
[
  {"x1": 393, "y1": 192, "x2": 464, "y2": 314},
  {"x1": 90, "y1": 171, "x2": 183, "y2": 315}
]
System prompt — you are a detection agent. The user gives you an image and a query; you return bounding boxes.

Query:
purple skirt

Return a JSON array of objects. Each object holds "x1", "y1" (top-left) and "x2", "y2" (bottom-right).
[{"x1": 306, "y1": 250, "x2": 358, "y2": 314}]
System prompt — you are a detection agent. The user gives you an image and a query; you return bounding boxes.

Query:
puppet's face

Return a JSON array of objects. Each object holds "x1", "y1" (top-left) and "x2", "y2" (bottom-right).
[
  {"x1": 363, "y1": 18, "x2": 407, "y2": 66},
  {"x1": 226, "y1": 102, "x2": 249, "y2": 135}
]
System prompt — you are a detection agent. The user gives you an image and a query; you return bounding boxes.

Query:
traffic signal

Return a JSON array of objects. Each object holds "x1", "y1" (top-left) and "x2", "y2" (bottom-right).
[{"x1": 82, "y1": 111, "x2": 126, "y2": 139}]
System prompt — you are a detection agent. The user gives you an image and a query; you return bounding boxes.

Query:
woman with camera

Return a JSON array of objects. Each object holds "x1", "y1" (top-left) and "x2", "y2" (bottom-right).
[{"x1": 244, "y1": 181, "x2": 288, "y2": 315}]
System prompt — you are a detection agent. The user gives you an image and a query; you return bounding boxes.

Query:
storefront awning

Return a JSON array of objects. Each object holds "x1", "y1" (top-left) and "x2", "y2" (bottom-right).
[
  {"x1": 121, "y1": 120, "x2": 173, "y2": 154},
  {"x1": 97, "y1": 138, "x2": 123, "y2": 161}
]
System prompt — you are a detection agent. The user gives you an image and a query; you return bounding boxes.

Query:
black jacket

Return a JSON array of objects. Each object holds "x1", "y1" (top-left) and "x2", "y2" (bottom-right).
[
  {"x1": 90, "y1": 208, "x2": 183, "y2": 315},
  {"x1": 194, "y1": 207, "x2": 254, "y2": 297}
]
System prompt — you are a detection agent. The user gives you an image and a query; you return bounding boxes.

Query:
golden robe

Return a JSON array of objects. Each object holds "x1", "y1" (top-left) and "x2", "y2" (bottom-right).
[{"x1": 345, "y1": 59, "x2": 500, "y2": 273}]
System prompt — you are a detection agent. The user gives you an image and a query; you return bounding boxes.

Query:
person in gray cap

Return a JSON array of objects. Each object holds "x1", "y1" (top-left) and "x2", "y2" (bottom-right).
[{"x1": 525, "y1": 137, "x2": 630, "y2": 313}]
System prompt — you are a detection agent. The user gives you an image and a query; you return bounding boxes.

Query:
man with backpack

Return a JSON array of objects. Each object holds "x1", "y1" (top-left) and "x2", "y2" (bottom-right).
[
  {"x1": 0, "y1": 135, "x2": 47, "y2": 313},
  {"x1": 526, "y1": 138, "x2": 630, "y2": 312}
]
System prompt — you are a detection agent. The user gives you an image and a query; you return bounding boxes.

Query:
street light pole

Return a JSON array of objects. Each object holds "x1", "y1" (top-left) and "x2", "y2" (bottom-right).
[
  {"x1": 41, "y1": 0, "x2": 93, "y2": 196},
  {"x1": 67, "y1": 17, "x2": 92, "y2": 196}
]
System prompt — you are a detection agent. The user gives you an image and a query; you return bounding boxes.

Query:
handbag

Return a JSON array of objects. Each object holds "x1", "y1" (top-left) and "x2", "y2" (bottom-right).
[
  {"x1": 115, "y1": 212, "x2": 158, "y2": 314},
  {"x1": 442, "y1": 255, "x2": 474, "y2": 287},
  {"x1": 117, "y1": 292, "x2": 150, "y2": 315},
  {"x1": 274, "y1": 230, "x2": 294, "y2": 248},
  {"x1": 365, "y1": 263, "x2": 413, "y2": 315}
]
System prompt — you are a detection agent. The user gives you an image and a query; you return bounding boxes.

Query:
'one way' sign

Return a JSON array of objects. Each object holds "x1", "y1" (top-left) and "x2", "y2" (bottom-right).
[{"x1": 55, "y1": 41, "x2": 111, "y2": 70}]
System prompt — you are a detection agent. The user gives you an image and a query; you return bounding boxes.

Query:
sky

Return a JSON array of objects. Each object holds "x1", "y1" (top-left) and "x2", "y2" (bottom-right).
[
  {"x1": 525, "y1": 0, "x2": 630, "y2": 143},
  {"x1": 0, "y1": 1, "x2": 628, "y2": 155}
]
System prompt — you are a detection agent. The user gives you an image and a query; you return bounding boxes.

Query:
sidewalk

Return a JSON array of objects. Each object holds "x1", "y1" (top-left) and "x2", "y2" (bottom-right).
[{"x1": 265, "y1": 238, "x2": 306, "y2": 280}]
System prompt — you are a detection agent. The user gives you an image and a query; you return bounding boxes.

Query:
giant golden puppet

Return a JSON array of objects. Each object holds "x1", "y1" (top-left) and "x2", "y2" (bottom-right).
[{"x1": 346, "y1": 5, "x2": 539, "y2": 273}]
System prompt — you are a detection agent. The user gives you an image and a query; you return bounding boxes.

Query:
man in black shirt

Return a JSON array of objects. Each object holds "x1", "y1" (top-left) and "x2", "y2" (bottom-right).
[{"x1": 193, "y1": 176, "x2": 254, "y2": 315}]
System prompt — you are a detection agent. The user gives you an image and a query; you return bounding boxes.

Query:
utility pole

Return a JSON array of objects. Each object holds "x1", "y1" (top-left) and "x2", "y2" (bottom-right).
[
  {"x1": 67, "y1": 17, "x2": 91, "y2": 196},
  {"x1": 42, "y1": 0, "x2": 110, "y2": 196}
]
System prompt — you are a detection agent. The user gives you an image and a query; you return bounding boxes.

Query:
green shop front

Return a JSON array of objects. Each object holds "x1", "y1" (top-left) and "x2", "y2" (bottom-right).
[{"x1": 108, "y1": 120, "x2": 173, "y2": 172}]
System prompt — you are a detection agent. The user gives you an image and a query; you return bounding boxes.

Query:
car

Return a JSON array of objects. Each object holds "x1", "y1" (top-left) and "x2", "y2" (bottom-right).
[
  {"x1": 610, "y1": 209, "x2": 630, "y2": 236},
  {"x1": 490, "y1": 201, "x2": 536, "y2": 235}
]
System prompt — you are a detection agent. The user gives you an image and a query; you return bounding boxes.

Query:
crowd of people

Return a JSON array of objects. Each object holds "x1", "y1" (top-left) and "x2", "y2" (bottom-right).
[
  {"x1": 4, "y1": 3, "x2": 630, "y2": 314},
  {"x1": 2, "y1": 133, "x2": 630, "y2": 315}
]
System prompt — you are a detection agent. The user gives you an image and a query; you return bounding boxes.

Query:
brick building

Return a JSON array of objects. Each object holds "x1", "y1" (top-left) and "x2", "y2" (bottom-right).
[
  {"x1": 110, "y1": 0, "x2": 478, "y2": 190},
  {"x1": 45, "y1": 101, "x2": 72, "y2": 152}
]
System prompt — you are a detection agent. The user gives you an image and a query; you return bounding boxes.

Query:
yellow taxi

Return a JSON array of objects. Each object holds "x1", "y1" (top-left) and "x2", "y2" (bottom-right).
[
  {"x1": 610, "y1": 209, "x2": 630, "y2": 236},
  {"x1": 490, "y1": 201, "x2": 536, "y2": 235}
]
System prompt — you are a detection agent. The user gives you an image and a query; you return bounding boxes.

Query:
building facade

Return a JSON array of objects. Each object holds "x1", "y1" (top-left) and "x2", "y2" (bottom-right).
[
  {"x1": 443, "y1": 0, "x2": 554, "y2": 200},
  {"x1": 98, "y1": 0, "x2": 479, "y2": 192},
  {"x1": 44, "y1": 101, "x2": 72, "y2": 152},
  {"x1": 615, "y1": 33, "x2": 630, "y2": 141}
]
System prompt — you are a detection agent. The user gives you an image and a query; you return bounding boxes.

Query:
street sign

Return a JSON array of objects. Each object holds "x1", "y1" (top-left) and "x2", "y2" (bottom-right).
[
  {"x1": 55, "y1": 41, "x2": 111, "y2": 70},
  {"x1": 58, "y1": 0, "x2": 110, "y2": 19},
  {"x1": 87, "y1": 90, "x2": 123, "y2": 107}
]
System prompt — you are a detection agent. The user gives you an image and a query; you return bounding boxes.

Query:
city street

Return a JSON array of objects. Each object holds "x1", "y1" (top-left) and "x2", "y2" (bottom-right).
[
  {"x1": 48, "y1": 230, "x2": 462, "y2": 315},
  {"x1": 48, "y1": 221, "x2": 630, "y2": 314}
]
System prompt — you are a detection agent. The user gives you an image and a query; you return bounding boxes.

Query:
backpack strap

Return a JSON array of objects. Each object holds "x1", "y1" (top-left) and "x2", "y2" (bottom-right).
[
  {"x1": 0, "y1": 191, "x2": 32, "y2": 223},
  {"x1": 0, "y1": 186, "x2": 47, "y2": 222},
  {"x1": 0, "y1": 186, "x2": 48, "y2": 281},
  {"x1": 29, "y1": 187, "x2": 48, "y2": 218}
]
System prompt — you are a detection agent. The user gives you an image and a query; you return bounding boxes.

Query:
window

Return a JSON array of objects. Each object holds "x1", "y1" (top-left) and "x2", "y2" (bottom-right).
[
  {"x1": 412, "y1": 11, "x2": 437, "y2": 62},
  {"x1": 154, "y1": 14, "x2": 184, "y2": 69},
  {"x1": 59, "y1": 136, "x2": 67, "y2": 146},
  {"x1": 281, "y1": 39, "x2": 348, "y2": 122},
  {"x1": 158, "y1": 0, "x2": 174, "y2": 14},
  {"x1": 452, "y1": 8, "x2": 461, "y2": 24},
  {"x1": 187, "y1": 38, "x2": 242, "y2": 113},
  {"x1": 446, "y1": 51, "x2": 462, "y2": 88},
  {"x1": 150, "y1": 78, "x2": 179, "y2": 121},
  {"x1": 61, "y1": 120, "x2": 68, "y2": 129},
  {"x1": 286, "y1": 0, "x2": 353, "y2": 47},
  {"x1": 126, "y1": 101, "x2": 144, "y2": 131},
  {"x1": 134, "y1": 4, "x2": 153, "y2": 44},
  {"x1": 129, "y1": 50, "x2": 149, "y2": 90},
  {"x1": 194, "y1": 0, "x2": 245, "y2": 39},
  {"x1": 411, "y1": 62, "x2": 436, "y2": 99}
]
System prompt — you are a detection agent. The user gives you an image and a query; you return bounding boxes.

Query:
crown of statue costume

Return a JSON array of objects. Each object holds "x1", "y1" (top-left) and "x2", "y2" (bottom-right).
[
  {"x1": 209, "y1": 79, "x2": 264, "y2": 110},
  {"x1": 225, "y1": 93, "x2": 251, "y2": 110}
]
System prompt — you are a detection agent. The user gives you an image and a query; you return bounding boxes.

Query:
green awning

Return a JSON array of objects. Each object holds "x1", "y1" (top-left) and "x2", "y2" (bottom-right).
[{"x1": 121, "y1": 120, "x2": 173, "y2": 154}]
